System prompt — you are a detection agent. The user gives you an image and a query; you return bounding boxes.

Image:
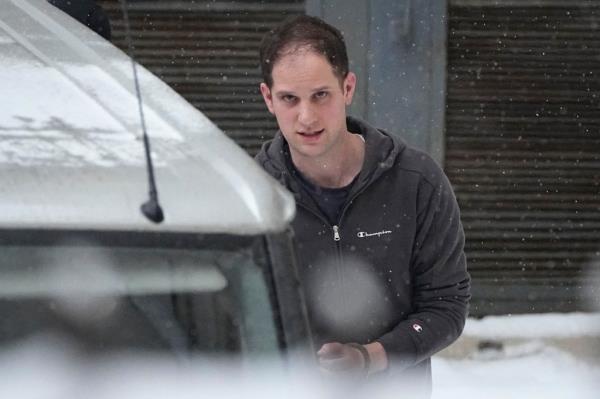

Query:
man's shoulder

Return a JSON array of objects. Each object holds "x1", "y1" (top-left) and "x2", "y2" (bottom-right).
[
  {"x1": 254, "y1": 132, "x2": 288, "y2": 181},
  {"x1": 394, "y1": 145, "x2": 445, "y2": 185},
  {"x1": 254, "y1": 132, "x2": 282, "y2": 162},
  {"x1": 349, "y1": 116, "x2": 447, "y2": 189}
]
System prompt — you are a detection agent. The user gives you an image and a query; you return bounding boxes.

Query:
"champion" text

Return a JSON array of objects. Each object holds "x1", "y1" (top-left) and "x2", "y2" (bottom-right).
[{"x1": 357, "y1": 230, "x2": 392, "y2": 238}]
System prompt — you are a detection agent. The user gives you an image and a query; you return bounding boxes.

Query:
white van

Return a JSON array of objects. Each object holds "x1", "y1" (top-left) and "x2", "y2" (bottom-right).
[{"x1": 0, "y1": 0, "x2": 311, "y2": 360}]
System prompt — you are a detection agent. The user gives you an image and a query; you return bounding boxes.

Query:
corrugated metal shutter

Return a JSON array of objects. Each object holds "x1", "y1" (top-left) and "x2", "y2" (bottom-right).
[
  {"x1": 96, "y1": 0, "x2": 304, "y2": 155},
  {"x1": 446, "y1": 0, "x2": 600, "y2": 315}
]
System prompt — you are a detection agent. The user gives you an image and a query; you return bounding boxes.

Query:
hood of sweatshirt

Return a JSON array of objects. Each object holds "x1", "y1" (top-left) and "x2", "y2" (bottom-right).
[{"x1": 255, "y1": 116, "x2": 407, "y2": 204}]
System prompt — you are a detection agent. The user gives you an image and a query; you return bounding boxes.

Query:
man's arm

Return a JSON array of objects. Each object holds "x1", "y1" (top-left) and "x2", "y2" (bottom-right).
[{"x1": 376, "y1": 168, "x2": 471, "y2": 372}]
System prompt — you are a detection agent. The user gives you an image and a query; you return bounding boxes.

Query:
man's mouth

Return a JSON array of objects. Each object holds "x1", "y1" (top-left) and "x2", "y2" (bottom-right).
[{"x1": 298, "y1": 129, "x2": 324, "y2": 137}]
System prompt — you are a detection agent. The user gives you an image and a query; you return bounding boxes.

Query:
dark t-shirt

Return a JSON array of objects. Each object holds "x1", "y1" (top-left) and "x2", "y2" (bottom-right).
[
  {"x1": 285, "y1": 151, "x2": 359, "y2": 225},
  {"x1": 296, "y1": 169, "x2": 358, "y2": 225}
]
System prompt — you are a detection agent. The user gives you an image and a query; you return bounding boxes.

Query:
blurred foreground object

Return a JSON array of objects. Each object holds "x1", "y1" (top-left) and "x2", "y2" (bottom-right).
[{"x1": 0, "y1": 0, "x2": 310, "y2": 370}]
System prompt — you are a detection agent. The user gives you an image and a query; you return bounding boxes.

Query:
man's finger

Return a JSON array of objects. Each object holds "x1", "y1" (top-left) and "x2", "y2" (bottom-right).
[{"x1": 317, "y1": 342, "x2": 344, "y2": 358}]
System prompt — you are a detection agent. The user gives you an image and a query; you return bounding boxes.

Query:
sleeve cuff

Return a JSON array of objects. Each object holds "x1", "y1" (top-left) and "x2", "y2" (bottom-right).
[{"x1": 377, "y1": 325, "x2": 420, "y2": 372}]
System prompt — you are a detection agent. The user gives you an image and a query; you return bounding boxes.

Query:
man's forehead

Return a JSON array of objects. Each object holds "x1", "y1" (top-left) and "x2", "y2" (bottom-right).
[{"x1": 270, "y1": 50, "x2": 341, "y2": 91}]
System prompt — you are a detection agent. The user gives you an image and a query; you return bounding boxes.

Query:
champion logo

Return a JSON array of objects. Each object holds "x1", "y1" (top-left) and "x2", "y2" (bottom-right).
[
  {"x1": 412, "y1": 323, "x2": 423, "y2": 333},
  {"x1": 357, "y1": 230, "x2": 392, "y2": 238}
]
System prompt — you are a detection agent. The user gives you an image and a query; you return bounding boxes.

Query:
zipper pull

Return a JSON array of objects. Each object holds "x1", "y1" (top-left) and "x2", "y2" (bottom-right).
[{"x1": 333, "y1": 225, "x2": 341, "y2": 241}]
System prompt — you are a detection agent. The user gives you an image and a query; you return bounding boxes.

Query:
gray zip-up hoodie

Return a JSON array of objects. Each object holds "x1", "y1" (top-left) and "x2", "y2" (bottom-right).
[{"x1": 256, "y1": 116, "x2": 470, "y2": 390}]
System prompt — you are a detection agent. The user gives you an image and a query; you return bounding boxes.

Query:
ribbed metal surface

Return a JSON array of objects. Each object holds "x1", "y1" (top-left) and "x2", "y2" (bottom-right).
[
  {"x1": 97, "y1": 0, "x2": 304, "y2": 154},
  {"x1": 446, "y1": 0, "x2": 600, "y2": 315}
]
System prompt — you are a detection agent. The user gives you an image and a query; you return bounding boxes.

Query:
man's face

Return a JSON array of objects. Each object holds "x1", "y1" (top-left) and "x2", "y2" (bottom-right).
[{"x1": 260, "y1": 49, "x2": 356, "y2": 162}]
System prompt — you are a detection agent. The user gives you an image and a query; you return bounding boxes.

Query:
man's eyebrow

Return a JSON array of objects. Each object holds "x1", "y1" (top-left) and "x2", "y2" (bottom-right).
[
  {"x1": 312, "y1": 86, "x2": 332, "y2": 92},
  {"x1": 274, "y1": 90, "x2": 296, "y2": 96},
  {"x1": 273, "y1": 86, "x2": 332, "y2": 97}
]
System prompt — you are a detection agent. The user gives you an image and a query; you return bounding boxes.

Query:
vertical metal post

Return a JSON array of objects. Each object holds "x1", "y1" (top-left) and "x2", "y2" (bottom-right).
[
  {"x1": 308, "y1": 0, "x2": 448, "y2": 164},
  {"x1": 368, "y1": 0, "x2": 447, "y2": 165}
]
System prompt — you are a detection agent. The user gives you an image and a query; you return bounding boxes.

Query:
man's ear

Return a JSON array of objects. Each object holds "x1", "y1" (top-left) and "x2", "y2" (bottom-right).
[
  {"x1": 260, "y1": 82, "x2": 275, "y2": 114},
  {"x1": 343, "y1": 72, "x2": 357, "y2": 106}
]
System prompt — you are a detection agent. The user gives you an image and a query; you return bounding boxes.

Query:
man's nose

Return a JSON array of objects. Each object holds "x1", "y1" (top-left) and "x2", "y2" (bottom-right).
[{"x1": 297, "y1": 103, "x2": 318, "y2": 128}]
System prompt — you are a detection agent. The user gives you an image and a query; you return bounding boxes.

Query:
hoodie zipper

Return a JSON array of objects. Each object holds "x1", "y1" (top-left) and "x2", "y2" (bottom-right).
[
  {"x1": 296, "y1": 174, "x2": 374, "y2": 250},
  {"x1": 332, "y1": 225, "x2": 341, "y2": 241},
  {"x1": 296, "y1": 181, "x2": 374, "y2": 326},
  {"x1": 297, "y1": 203, "x2": 347, "y2": 323},
  {"x1": 296, "y1": 203, "x2": 339, "y2": 243}
]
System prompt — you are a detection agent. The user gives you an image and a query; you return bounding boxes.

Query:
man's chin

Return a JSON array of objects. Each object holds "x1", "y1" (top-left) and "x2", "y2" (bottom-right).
[{"x1": 289, "y1": 145, "x2": 328, "y2": 162}]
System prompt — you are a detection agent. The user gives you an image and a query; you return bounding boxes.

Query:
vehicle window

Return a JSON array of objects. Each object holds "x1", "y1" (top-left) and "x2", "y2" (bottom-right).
[{"x1": 0, "y1": 242, "x2": 279, "y2": 356}]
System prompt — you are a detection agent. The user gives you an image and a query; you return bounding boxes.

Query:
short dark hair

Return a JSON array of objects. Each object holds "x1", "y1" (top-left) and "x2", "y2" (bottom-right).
[{"x1": 259, "y1": 15, "x2": 349, "y2": 88}]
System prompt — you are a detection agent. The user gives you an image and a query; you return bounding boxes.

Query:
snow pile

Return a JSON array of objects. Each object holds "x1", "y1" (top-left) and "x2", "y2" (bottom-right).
[
  {"x1": 433, "y1": 312, "x2": 600, "y2": 399},
  {"x1": 433, "y1": 342, "x2": 600, "y2": 399},
  {"x1": 462, "y1": 312, "x2": 600, "y2": 339}
]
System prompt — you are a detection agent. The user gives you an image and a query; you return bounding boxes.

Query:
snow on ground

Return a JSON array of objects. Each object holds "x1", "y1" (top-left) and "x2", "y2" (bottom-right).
[
  {"x1": 432, "y1": 312, "x2": 600, "y2": 399},
  {"x1": 461, "y1": 312, "x2": 600, "y2": 339},
  {"x1": 433, "y1": 341, "x2": 600, "y2": 399}
]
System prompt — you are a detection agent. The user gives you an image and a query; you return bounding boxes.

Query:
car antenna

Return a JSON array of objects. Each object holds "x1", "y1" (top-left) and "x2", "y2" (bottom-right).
[{"x1": 119, "y1": 0, "x2": 164, "y2": 223}]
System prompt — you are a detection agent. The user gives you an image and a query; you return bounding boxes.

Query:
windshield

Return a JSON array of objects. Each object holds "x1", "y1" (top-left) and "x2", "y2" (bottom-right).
[{"x1": 0, "y1": 232, "x2": 279, "y2": 356}]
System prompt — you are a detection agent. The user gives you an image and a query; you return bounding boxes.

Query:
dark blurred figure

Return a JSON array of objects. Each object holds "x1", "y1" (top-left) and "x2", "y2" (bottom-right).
[{"x1": 48, "y1": 0, "x2": 111, "y2": 40}]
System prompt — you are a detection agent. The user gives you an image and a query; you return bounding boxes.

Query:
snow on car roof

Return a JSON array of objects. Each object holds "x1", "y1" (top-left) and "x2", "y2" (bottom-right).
[{"x1": 0, "y1": 0, "x2": 294, "y2": 234}]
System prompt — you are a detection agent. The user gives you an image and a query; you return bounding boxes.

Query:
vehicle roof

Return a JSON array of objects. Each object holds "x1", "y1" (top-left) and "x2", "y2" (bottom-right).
[{"x1": 0, "y1": 0, "x2": 294, "y2": 234}]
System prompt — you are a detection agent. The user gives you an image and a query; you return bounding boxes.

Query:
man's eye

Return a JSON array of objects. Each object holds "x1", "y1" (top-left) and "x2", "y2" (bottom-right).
[
  {"x1": 315, "y1": 91, "x2": 328, "y2": 99},
  {"x1": 282, "y1": 95, "x2": 296, "y2": 103}
]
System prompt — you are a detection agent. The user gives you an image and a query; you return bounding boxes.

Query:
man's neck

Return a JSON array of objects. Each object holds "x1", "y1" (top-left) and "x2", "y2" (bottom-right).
[{"x1": 290, "y1": 132, "x2": 365, "y2": 189}]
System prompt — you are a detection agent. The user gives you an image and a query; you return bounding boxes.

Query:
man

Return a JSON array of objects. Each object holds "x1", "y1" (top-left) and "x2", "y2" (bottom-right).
[{"x1": 256, "y1": 15, "x2": 470, "y2": 395}]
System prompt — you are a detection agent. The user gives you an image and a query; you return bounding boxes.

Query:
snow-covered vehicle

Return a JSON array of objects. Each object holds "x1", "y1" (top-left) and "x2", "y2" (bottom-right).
[{"x1": 0, "y1": 0, "x2": 310, "y2": 362}]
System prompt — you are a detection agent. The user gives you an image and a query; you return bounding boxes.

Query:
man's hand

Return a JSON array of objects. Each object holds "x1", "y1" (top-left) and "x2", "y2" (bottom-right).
[
  {"x1": 317, "y1": 341, "x2": 389, "y2": 375},
  {"x1": 317, "y1": 342, "x2": 366, "y2": 373}
]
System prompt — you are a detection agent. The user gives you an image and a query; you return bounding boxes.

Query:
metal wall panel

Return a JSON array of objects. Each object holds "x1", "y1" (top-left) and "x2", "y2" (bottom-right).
[
  {"x1": 446, "y1": 0, "x2": 600, "y2": 315},
  {"x1": 97, "y1": 0, "x2": 304, "y2": 155}
]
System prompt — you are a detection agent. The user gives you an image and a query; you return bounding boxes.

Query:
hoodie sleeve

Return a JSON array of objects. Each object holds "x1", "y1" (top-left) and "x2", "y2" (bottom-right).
[{"x1": 377, "y1": 165, "x2": 471, "y2": 372}]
